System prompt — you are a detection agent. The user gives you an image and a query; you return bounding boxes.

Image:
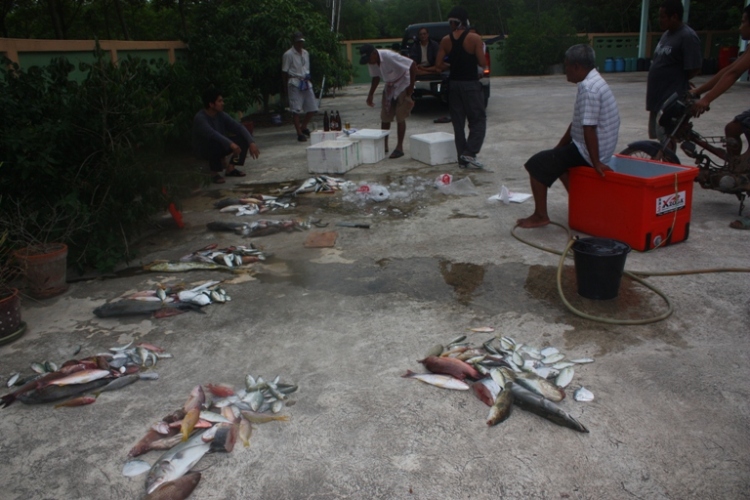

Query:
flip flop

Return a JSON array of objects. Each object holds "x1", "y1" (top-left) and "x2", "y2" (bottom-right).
[
  {"x1": 729, "y1": 216, "x2": 750, "y2": 229},
  {"x1": 226, "y1": 168, "x2": 246, "y2": 177},
  {"x1": 213, "y1": 175, "x2": 226, "y2": 184},
  {"x1": 434, "y1": 116, "x2": 451, "y2": 123},
  {"x1": 389, "y1": 150, "x2": 404, "y2": 159}
]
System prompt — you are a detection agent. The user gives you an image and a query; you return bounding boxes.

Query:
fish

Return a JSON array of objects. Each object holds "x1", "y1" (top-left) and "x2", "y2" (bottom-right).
[
  {"x1": 570, "y1": 358, "x2": 595, "y2": 364},
  {"x1": 199, "y1": 410, "x2": 231, "y2": 424},
  {"x1": 555, "y1": 367, "x2": 575, "y2": 388},
  {"x1": 129, "y1": 409, "x2": 186, "y2": 457},
  {"x1": 180, "y1": 408, "x2": 200, "y2": 442},
  {"x1": 209, "y1": 422, "x2": 238, "y2": 453},
  {"x1": 148, "y1": 434, "x2": 185, "y2": 451},
  {"x1": 540, "y1": 347, "x2": 559, "y2": 357},
  {"x1": 205, "y1": 383, "x2": 235, "y2": 398},
  {"x1": 574, "y1": 387, "x2": 594, "y2": 402},
  {"x1": 145, "y1": 430, "x2": 210, "y2": 494},
  {"x1": 239, "y1": 410, "x2": 291, "y2": 424},
  {"x1": 18, "y1": 378, "x2": 110, "y2": 404},
  {"x1": 144, "y1": 261, "x2": 235, "y2": 273},
  {"x1": 418, "y1": 356, "x2": 481, "y2": 381},
  {"x1": 123, "y1": 459, "x2": 152, "y2": 477},
  {"x1": 239, "y1": 417, "x2": 253, "y2": 447},
  {"x1": 487, "y1": 382, "x2": 514, "y2": 426},
  {"x1": 180, "y1": 385, "x2": 205, "y2": 441},
  {"x1": 6, "y1": 373, "x2": 19, "y2": 387},
  {"x1": 94, "y1": 374, "x2": 140, "y2": 394},
  {"x1": 94, "y1": 300, "x2": 204, "y2": 318},
  {"x1": 144, "y1": 472, "x2": 201, "y2": 500},
  {"x1": 469, "y1": 326, "x2": 495, "y2": 333},
  {"x1": 401, "y1": 370, "x2": 470, "y2": 391},
  {"x1": 472, "y1": 377, "x2": 501, "y2": 406},
  {"x1": 510, "y1": 384, "x2": 588, "y2": 433},
  {"x1": 542, "y1": 353, "x2": 565, "y2": 365},
  {"x1": 514, "y1": 372, "x2": 566, "y2": 402},
  {"x1": 43, "y1": 369, "x2": 111, "y2": 387},
  {"x1": 54, "y1": 395, "x2": 98, "y2": 408}
]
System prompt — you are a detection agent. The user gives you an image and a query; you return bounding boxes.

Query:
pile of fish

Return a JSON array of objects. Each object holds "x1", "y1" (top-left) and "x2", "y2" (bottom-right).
[
  {"x1": 206, "y1": 217, "x2": 323, "y2": 238},
  {"x1": 179, "y1": 243, "x2": 267, "y2": 267},
  {"x1": 124, "y1": 374, "x2": 297, "y2": 499},
  {"x1": 1, "y1": 342, "x2": 169, "y2": 408},
  {"x1": 293, "y1": 175, "x2": 347, "y2": 194},
  {"x1": 403, "y1": 333, "x2": 594, "y2": 432},
  {"x1": 94, "y1": 281, "x2": 230, "y2": 318}
]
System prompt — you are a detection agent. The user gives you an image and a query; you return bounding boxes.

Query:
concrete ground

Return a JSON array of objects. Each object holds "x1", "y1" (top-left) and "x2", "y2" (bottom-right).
[{"x1": 3, "y1": 72, "x2": 749, "y2": 500}]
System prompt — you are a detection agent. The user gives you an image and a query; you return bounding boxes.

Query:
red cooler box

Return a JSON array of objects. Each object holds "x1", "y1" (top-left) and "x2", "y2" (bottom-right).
[{"x1": 569, "y1": 155, "x2": 698, "y2": 251}]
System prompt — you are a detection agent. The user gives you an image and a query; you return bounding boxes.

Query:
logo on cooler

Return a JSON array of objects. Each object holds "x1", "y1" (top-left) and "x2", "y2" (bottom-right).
[{"x1": 656, "y1": 191, "x2": 686, "y2": 215}]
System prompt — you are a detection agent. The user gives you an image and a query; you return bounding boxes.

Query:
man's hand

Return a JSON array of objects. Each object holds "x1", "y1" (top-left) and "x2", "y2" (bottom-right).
[
  {"x1": 249, "y1": 143, "x2": 260, "y2": 160},
  {"x1": 691, "y1": 98, "x2": 710, "y2": 118},
  {"x1": 230, "y1": 142, "x2": 241, "y2": 156},
  {"x1": 593, "y1": 160, "x2": 612, "y2": 178},
  {"x1": 366, "y1": 94, "x2": 375, "y2": 107}
]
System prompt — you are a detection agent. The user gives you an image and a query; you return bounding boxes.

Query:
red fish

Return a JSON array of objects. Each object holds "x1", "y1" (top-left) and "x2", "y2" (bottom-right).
[
  {"x1": 54, "y1": 395, "x2": 98, "y2": 408},
  {"x1": 418, "y1": 356, "x2": 481, "y2": 381},
  {"x1": 144, "y1": 471, "x2": 201, "y2": 500},
  {"x1": 205, "y1": 383, "x2": 234, "y2": 398}
]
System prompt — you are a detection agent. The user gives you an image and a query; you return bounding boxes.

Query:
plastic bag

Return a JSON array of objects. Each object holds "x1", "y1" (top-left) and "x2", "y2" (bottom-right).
[
  {"x1": 434, "y1": 174, "x2": 478, "y2": 196},
  {"x1": 356, "y1": 184, "x2": 390, "y2": 202}
]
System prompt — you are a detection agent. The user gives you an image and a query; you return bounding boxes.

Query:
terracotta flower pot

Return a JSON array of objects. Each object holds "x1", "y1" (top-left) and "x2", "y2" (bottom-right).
[
  {"x1": 13, "y1": 243, "x2": 69, "y2": 299},
  {"x1": 0, "y1": 287, "x2": 25, "y2": 345}
]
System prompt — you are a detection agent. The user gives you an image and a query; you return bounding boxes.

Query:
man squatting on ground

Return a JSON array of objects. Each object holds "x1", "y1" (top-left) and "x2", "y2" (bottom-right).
[
  {"x1": 517, "y1": 44, "x2": 620, "y2": 229},
  {"x1": 360, "y1": 43, "x2": 416, "y2": 159},
  {"x1": 192, "y1": 87, "x2": 260, "y2": 184},
  {"x1": 691, "y1": 5, "x2": 750, "y2": 230},
  {"x1": 435, "y1": 6, "x2": 487, "y2": 169},
  {"x1": 646, "y1": 0, "x2": 701, "y2": 141},
  {"x1": 282, "y1": 31, "x2": 318, "y2": 142}
]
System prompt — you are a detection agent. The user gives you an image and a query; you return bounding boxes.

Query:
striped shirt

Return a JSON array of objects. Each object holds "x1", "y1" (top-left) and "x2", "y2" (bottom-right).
[{"x1": 571, "y1": 69, "x2": 620, "y2": 166}]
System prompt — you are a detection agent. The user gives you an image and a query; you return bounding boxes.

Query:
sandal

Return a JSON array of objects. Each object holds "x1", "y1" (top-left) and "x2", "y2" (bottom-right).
[
  {"x1": 225, "y1": 168, "x2": 246, "y2": 177},
  {"x1": 213, "y1": 175, "x2": 226, "y2": 184},
  {"x1": 389, "y1": 150, "x2": 404, "y2": 159},
  {"x1": 729, "y1": 216, "x2": 750, "y2": 229}
]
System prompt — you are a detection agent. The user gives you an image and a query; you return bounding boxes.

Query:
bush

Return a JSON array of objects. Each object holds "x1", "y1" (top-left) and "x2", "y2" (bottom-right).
[
  {"x1": 502, "y1": 8, "x2": 587, "y2": 76},
  {"x1": 0, "y1": 50, "x2": 201, "y2": 271}
]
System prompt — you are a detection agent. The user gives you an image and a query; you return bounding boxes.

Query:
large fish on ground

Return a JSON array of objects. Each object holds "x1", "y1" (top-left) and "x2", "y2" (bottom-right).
[
  {"x1": 401, "y1": 370, "x2": 470, "y2": 391},
  {"x1": 18, "y1": 378, "x2": 110, "y2": 404},
  {"x1": 144, "y1": 471, "x2": 201, "y2": 500},
  {"x1": 487, "y1": 382, "x2": 513, "y2": 426},
  {"x1": 510, "y1": 384, "x2": 588, "y2": 433},
  {"x1": 94, "y1": 300, "x2": 204, "y2": 318},
  {"x1": 181, "y1": 385, "x2": 206, "y2": 441},
  {"x1": 514, "y1": 371, "x2": 566, "y2": 402},
  {"x1": 418, "y1": 356, "x2": 481, "y2": 381},
  {"x1": 146, "y1": 430, "x2": 210, "y2": 494}
]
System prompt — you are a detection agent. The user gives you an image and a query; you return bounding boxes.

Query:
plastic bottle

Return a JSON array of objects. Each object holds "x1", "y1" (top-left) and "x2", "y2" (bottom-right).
[{"x1": 323, "y1": 111, "x2": 330, "y2": 131}]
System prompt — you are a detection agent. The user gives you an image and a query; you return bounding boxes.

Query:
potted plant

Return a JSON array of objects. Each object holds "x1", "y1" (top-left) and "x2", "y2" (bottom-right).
[
  {"x1": 0, "y1": 196, "x2": 90, "y2": 299},
  {"x1": 0, "y1": 229, "x2": 25, "y2": 345}
]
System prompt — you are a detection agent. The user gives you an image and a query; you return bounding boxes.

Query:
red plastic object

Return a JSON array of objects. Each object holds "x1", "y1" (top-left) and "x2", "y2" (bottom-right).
[
  {"x1": 568, "y1": 155, "x2": 698, "y2": 251},
  {"x1": 168, "y1": 202, "x2": 184, "y2": 228}
]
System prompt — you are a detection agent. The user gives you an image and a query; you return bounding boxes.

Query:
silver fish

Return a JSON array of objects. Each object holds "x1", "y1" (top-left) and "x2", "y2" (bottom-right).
[
  {"x1": 401, "y1": 370, "x2": 470, "y2": 391},
  {"x1": 555, "y1": 367, "x2": 575, "y2": 388},
  {"x1": 7, "y1": 373, "x2": 19, "y2": 387},
  {"x1": 540, "y1": 347, "x2": 559, "y2": 357},
  {"x1": 145, "y1": 429, "x2": 210, "y2": 494},
  {"x1": 510, "y1": 384, "x2": 589, "y2": 433},
  {"x1": 123, "y1": 459, "x2": 152, "y2": 477},
  {"x1": 574, "y1": 387, "x2": 594, "y2": 402},
  {"x1": 570, "y1": 358, "x2": 595, "y2": 364},
  {"x1": 514, "y1": 372, "x2": 566, "y2": 402},
  {"x1": 542, "y1": 353, "x2": 565, "y2": 365}
]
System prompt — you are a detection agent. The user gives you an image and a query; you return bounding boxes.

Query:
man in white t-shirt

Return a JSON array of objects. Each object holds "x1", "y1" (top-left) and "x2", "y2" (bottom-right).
[
  {"x1": 360, "y1": 44, "x2": 416, "y2": 159},
  {"x1": 517, "y1": 44, "x2": 620, "y2": 229},
  {"x1": 282, "y1": 31, "x2": 318, "y2": 142}
]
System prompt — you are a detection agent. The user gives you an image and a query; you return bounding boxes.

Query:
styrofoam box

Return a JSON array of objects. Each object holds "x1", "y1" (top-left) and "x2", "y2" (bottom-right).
[
  {"x1": 307, "y1": 139, "x2": 361, "y2": 174},
  {"x1": 347, "y1": 129, "x2": 390, "y2": 164},
  {"x1": 310, "y1": 130, "x2": 345, "y2": 145},
  {"x1": 410, "y1": 132, "x2": 455, "y2": 166}
]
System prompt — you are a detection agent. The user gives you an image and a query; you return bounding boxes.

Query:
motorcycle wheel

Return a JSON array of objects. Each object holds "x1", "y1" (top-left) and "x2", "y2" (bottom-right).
[{"x1": 619, "y1": 145, "x2": 659, "y2": 159}]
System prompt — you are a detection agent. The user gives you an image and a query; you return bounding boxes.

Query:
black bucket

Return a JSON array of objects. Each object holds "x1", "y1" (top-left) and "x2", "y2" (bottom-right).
[{"x1": 572, "y1": 238, "x2": 631, "y2": 300}]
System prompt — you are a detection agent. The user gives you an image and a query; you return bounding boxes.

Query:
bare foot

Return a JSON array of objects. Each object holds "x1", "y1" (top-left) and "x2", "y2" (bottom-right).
[{"x1": 516, "y1": 214, "x2": 550, "y2": 228}]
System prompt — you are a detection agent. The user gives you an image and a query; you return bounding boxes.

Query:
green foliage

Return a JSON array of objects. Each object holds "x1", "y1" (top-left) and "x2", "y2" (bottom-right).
[
  {"x1": 0, "y1": 51, "x2": 201, "y2": 271},
  {"x1": 187, "y1": 0, "x2": 352, "y2": 112},
  {"x1": 502, "y1": 7, "x2": 586, "y2": 76}
]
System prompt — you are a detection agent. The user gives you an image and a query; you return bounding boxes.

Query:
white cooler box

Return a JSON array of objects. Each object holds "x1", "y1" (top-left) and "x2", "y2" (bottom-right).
[
  {"x1": 410, "y1": 132, "x2": 455, "y2": 166},
  {"x1": 310, "y1": 130, "x2": 345, "y2": 145},
  {"x1": 307, "y1": 139, "x2": 361, "y2": 174},
  {"x1": 346, "y1": 129, "x2": 390, "y2": 164}
]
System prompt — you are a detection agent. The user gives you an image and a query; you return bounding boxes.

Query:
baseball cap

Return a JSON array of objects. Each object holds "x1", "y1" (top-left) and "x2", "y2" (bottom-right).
[
  {"x1": 293, "y1": 31, "x2": 305, "y2": 42},
  {"x1": 359, "y1": 44, "x2": 376, "y2": 65}
]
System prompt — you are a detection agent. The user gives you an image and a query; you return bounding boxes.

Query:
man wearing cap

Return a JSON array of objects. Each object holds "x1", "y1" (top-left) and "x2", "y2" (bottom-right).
[
  {"x1": 282, "y1": 31, "x2": 318, "y2": 142},
  {"x1": 435, "y1": 6, "x2": 487, "y2": 169},
  {"x1": 360, "y1": 44, "x2": 416, "y2": 159}
]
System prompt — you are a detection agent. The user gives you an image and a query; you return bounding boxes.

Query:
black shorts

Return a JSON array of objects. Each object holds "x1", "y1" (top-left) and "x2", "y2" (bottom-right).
[{"x1": 524, "y1": 142, "x2": 588, "y2": 188}]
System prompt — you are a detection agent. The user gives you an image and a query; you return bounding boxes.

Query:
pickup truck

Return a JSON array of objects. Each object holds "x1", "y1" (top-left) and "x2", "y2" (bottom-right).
[{"x1": 400, "y1": 22, "x2": 498, "y2": 108}]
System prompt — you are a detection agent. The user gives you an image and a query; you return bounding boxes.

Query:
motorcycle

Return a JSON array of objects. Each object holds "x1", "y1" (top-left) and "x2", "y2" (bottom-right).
[{"x1": 620, "y1": 93, "x2": 750, "y2": 215}]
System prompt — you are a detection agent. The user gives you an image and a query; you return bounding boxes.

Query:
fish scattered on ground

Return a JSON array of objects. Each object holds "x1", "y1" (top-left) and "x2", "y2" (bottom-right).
[
  {"x1": 403, "y1": 335, "x2": 594, "y2": 431},
  {"x1": 127, "y1": 373, "x2": 297, "y2": 498},
  {"x1": 574, "y1": 387, "x2": 595, "y2": 402},
  {"x1": 206, "y1": 217, "x2": 319, "y2": 238},
  {"x1": 179, "y1": 244, "x2": 267, "y2": 267},
  {"x1": 94, "y1": 281, "x2": 230, "y2": 318}
]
